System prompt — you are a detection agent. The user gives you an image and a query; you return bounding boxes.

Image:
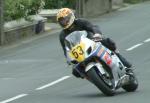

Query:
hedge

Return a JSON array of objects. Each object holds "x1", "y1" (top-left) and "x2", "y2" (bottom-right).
[
  {"x1": 124, "y1": 0, "x2": 150, "y2": 4},
  {"x1": 4, "y1": 0, "x2": 45, "y2": 22},
  {"x1": 4, "y1": 0, "x2": 76, "y2": 22},
  {"x1": 44, "y1": 0, "x2": 76, "y2": 9}
]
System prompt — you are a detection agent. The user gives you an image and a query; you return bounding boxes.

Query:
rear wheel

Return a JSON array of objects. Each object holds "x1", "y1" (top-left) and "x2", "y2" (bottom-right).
[
  {"x1": 122, "y1": 71, "x2": 138, "y2": 92},
  {"x1": 87, "y1": 67, "x2": 115, "y2": 96}
]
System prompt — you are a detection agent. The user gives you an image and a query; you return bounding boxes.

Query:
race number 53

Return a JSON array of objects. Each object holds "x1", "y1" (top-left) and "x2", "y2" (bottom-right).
[{"x1": 72, "y1": 46, "x2": 84, "y2": 59}]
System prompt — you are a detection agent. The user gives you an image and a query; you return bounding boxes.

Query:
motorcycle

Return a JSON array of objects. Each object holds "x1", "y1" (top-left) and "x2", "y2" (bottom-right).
[{"x1": 64, "y1": 31, "x2": 138, "y2": 96}]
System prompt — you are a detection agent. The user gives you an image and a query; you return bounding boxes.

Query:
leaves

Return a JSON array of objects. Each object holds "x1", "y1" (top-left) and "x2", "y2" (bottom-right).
[
  {"x1": 4, "y1": 0, "x2": 45, "y2": 22},
  {"x1": 124, "y1": 0, "x2": 142, "y2": 4},
  {"x1": 4, "y1": 0, "x2": 76, "y2": 22},
  {"x1": 44, "y1": 0, "x2": 76, "y2": 9}
]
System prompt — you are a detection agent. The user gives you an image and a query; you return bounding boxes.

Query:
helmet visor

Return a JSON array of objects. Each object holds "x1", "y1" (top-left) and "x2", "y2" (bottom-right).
[{"x1": 58, "y1": 14, "x2": 72, "y2": 28}]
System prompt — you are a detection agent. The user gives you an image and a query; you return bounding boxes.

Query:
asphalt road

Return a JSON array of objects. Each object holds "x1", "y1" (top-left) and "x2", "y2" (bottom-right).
[{"x1": 0, "y1": 2, "x2": 150, "y2": 103}]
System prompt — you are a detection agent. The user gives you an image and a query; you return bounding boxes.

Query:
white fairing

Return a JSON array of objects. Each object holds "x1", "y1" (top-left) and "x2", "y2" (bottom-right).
[
  {"x1": 85, "y1": 62, "x2": 106, "y2": 75},
  {"x1": 81, "y1": 37, "x2": 96, "y2": 56},
  {"x1": 65, "y1": 31, "x2": 96, "y2": 62},
  {"x1": 111, "y1": 54, "x2": 126, "y2": 77}
]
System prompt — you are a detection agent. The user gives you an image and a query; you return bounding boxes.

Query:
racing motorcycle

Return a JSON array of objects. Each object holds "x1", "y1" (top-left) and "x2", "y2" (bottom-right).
[{"x1": 64, "y1": 31, "x2": 138, "y2": 96}]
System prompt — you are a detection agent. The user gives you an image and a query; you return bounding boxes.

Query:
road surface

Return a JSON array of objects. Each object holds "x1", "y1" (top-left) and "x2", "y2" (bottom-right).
[{"x1": 0, "y1": 2, "x2": 150, "y2": 103}]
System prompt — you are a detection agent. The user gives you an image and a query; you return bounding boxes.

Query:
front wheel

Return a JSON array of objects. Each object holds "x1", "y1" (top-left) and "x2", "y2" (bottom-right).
[{"x1": 87, "y1": 68, "x2": 115, "y2": 96}]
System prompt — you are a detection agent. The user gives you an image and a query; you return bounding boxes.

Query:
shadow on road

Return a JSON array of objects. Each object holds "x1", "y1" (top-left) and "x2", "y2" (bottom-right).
[
  {"x1": 71, "y1": 93, "x2": 105, "y2": 98},
  {"x1": 69, "y1": 90, "x2": 139, "y2": 99}
]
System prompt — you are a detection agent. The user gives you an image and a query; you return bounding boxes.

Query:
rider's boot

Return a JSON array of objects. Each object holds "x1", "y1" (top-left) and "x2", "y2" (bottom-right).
[
  {"x1": 72, "y1": 68, "x2": 82, "y2": 78},
  {"x1": 115, "y1": 52, "x2": 134, "y2": 75},
  {"x1": 115, "y1": 52, "x2": 132, "y2": 68}
]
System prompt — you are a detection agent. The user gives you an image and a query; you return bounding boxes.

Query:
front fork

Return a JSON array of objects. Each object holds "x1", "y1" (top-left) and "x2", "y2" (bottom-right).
[{"x1": 73, "y1": 62, "x2": 104, "y2": 79}]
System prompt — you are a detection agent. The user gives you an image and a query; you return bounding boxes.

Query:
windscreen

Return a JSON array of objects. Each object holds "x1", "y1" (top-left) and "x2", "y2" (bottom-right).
[{"x1": 65, "y1": 31, "x2": 87, "y2": 49}]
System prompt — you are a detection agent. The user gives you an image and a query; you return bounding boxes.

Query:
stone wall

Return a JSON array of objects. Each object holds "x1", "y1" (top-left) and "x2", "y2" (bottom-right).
[
  {"x1": 76, "y1": 0, "x2": 111, "y2": 17},
  {"x1": 4, "y1": 15, "x2": 47, "y2": 44}
]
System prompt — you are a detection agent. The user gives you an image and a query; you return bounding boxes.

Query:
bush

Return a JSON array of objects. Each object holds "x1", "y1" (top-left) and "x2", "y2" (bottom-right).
[
  {"x1": 124, "y1": 0, "x2": 142, "y2": 4},
  {"x1": 4, "y1": 0, "x2": 45, "y2": 22},
  {"x1": 4, "y1": 0, "x2": 76, "y2": 22},
  {"x1": 44, "y1": 0, "x2": 76, "y2": 9}
]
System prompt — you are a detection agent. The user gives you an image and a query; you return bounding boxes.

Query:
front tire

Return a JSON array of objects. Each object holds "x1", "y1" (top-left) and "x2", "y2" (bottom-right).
[{"x1": 87, "y1": 68, "x2": 115, "y2": 96}]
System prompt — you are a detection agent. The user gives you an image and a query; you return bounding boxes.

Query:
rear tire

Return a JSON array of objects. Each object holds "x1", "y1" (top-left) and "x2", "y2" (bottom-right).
[
  {"x1": 87, "y1": 68, "x2": 115, "y2": 96},
  {"x1": 122, "y1": 72, "x2": 138, "y2": 92}
]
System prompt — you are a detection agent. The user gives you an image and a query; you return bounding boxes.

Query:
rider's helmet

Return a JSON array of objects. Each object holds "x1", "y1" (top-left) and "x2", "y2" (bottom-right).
[{"x1": 56, "y1": 8, "x2": 75, "y2": 29}]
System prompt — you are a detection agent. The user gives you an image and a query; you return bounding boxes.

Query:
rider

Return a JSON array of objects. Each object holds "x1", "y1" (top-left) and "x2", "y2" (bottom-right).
[{"x1": 57, "y1": 8, "x2": 132, "y2": 77}]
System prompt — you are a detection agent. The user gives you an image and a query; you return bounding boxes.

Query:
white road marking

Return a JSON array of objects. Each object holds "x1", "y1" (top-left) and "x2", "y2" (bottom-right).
[
  {"x1": 0, "y1": 94, "x2": 28, "y2": 103},
  {"x1": 36, "y1": 76, "x2": 71, "y2": 90},
  {"x1": 0, "y1": 59, "x2": 53, "y2": 64},
  {"x1": 126, "y1": 43, "x2": 143, "y2": 51},
  {"x1": 144, "y1": 38, "x2": 150, "y2": 43},
  {"x1": 1, "y1": 78, "x2": 15, "y2": 80}
]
